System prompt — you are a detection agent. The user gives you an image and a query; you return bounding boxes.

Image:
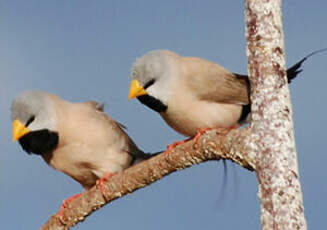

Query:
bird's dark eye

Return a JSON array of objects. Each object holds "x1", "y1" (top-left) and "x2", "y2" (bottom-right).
[
  {"x1": 26, "y1": 115, "x2": 35, "y2": 127},
  {"x1": 132, "y1": 70, "x2": 137, "y2": 77},
  {"x1": 144, "y1": 79, "x2": 155, "y2": 89}
]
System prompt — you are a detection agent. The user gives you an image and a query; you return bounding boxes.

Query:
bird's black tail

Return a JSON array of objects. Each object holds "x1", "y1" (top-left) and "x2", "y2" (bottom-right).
[
  {"x1": 238, "y1": 48, "x2": 327, "y2": 124},
  {"x1": 286, "y1": 47, "x2": 327, "y2": 83}
]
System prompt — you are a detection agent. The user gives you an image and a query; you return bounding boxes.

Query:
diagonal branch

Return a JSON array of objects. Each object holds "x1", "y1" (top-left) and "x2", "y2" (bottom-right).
[
  {"x1": 40, "y1": 2, "x2": 308, "y2": 230},
  {"x1": 41, "y1": 127, "x2": 255, "y2": 230}
]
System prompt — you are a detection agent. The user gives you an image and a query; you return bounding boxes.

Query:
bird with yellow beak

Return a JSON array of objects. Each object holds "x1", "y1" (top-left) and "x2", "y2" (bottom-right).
[
  {"x1": 11, "y1": 90, "x2": 153, "y2": 213},
  {"x1": 13, "y1": 119, "x2": 32, "y2": 141},
  {"x1": 128, "y1": 49, "x2": 326, "y2": 146}
]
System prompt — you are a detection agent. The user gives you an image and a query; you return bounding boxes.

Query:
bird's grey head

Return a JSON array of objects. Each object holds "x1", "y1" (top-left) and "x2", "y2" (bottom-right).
[
  {"x1": 130, "y1": 50, "x2": 180, "y2": 104},
  {"x1": 11, "y1": 90, "x2": 57, "y2": 133}
]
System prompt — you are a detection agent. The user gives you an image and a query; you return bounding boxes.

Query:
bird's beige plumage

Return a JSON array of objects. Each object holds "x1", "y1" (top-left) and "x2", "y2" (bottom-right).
[
  {"x1": 129, "y1": 50, "x2": 249, "y2": 137},
  {"x1": 181, "y1": 56, "x2": 249, "y2": 105},
  {"x1": 11, "y1": 91, "x2": 148, "y2": 189},
  {"x1": 129, "y1": 49, "x2": 307, "y2": 137}
]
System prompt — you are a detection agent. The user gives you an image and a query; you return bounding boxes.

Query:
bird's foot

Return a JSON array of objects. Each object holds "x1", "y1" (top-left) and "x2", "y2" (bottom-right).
[
  {"x1": 230, "y1": 124, "x2": 240, "y2": 130},
  {"x1": 193, "y1": 125, "x2": 240, "y2": 143},
  {"x1": 58, "y1": 193, "x2": 82, "y2": 217},
  {"x1": 164, "y1": 125, "x2": 241, "y2": 155},
  {"x1": 193, "y1": 128, "x2": 213, "y2": 143},
  {"x1": 96, "y1": 172, "x2": 115, "y2": 196},
  {"x1": 165, "y1": 138, "x2": 192, "y2": 155}
]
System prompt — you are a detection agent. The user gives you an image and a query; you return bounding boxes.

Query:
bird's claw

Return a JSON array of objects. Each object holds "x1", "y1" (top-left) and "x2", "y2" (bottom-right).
[
  {"x1": 193, "y1": 128, "x2": 213, "y2": 143},
  {"x1": 164, "y1": 125, "x2": 240, "y2": 155},
  {"x1": 193, "y1": 125, "x2": 240, "y2": 143},
  {"x1": 165, "y1": 141, "x2": 180, "y2": 155},
  {"x1": 96, "y1": 172, "x2": 115, "y2": 196},
  {"x1": 58, "y1": 193, "x2": 82, "y2": 217},
  {"x1": 165, "y1": 138, "x2": 192, "y2": 155}
]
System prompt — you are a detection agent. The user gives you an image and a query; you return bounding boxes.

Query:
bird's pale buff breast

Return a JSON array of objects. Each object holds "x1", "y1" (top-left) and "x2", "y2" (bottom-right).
[{"x1": 161, "y1": 88, "x2": 242, "y2": 137}]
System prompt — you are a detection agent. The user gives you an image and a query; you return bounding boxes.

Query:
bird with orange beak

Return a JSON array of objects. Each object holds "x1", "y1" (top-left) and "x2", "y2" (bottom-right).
[
  {"x1": 128, "y1": 49, "x2": 325, "y2": 143},
  {"x1": 11, "y1": 90, "x2": 152, "y2": 213}
]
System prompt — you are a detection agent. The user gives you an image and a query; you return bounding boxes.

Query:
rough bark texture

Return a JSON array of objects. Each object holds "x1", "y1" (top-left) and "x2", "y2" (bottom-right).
[
  {"x1": 245, "y1": 0, "x2": 307, "y2": 229},
  {"x1": 40, "y1": 128, "x2": 255, "y2": 230},
  {"x1": 40, "y1": 1, "x2": 307, "y2": 229}
]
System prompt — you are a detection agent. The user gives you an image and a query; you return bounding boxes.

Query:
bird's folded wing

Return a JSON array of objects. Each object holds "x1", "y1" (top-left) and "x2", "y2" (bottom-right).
[{"x1": 182, "y1": 57, "x2": 250, "y2": 105}]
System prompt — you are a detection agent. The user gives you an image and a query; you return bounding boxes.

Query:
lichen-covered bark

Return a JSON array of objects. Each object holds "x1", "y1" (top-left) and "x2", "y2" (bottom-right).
[
  {"x1": 40, "y1": 1, "x2": 307, "y2": 229},
  {"x1": 245, "y1": 0, "x2": 306, "y2": 229},
  {"x1": 40, "y1": 128, "x2": 254, "y2": 230}
]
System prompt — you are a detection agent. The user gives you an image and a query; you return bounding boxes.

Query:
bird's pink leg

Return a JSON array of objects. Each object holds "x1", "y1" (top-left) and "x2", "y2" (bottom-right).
[
  {"x1": 165, "y1": 125, "x2": 240, "y2": 155},
  {"x1": 58, "y1": 193, "x2": 82, "y2": 216},
  {"x1": 165, "y1": 138, "x2": 192, "y2": 155},
  {"x1": 96, "y1": 172, "x2": 115, "y2": 196},
  {"x1": 193, "y1": 128, "x2": 214, "y2": 143},
  {"x1": 193, "y1": 125, "x2": 240, "y2": 143}
]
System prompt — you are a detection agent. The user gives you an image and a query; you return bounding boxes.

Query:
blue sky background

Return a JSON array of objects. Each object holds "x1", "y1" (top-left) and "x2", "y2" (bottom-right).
[{"x1": 0, "y1": 1, "x2": 326, "y2": 229}]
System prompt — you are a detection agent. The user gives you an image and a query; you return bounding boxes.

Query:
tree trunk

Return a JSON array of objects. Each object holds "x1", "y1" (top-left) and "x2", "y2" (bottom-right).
[
  {"x1": 245, "y1": 0, "x2": 307, "y2": 229},
  {"x1": 41, "y1": 1, "x2": 307, "y2": 229}
]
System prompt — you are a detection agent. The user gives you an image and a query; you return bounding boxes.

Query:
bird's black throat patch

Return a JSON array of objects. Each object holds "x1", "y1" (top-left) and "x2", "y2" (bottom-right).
[
  {"x1": 19, "y1": 129, "x2": 59, "y2": 155},
  {"x1": 137, "y1": 95, "x2": 167, "y2": 113}
]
